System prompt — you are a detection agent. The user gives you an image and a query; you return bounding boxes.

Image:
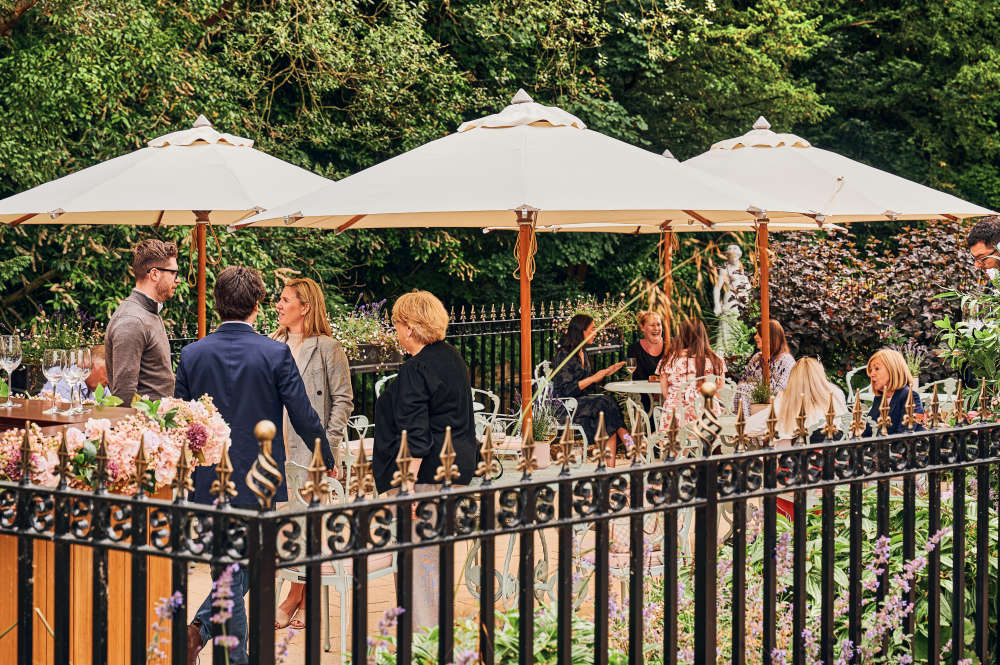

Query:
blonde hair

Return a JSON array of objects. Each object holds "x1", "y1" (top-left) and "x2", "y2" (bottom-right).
[
  {"x1": 636, "y1": 310, "x2": 662, "y2": 327},
  {"x1": 777, "y1": 357, "x2": 843, "y2": 436},
  {"x1": 867, "y1": 348, "x2": 913, "y2": 394},
  {"x1": 392, "y1": 291, "x2": 449, "y2": 344},
  {"x1": 272, "y1": 277, "x2": 332, "y2": 340}
]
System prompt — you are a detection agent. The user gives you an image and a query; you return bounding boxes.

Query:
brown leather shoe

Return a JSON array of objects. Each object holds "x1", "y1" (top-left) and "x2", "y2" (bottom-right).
[{"x1": 186, "y1": 623, "x2": 204, "y2": 665}]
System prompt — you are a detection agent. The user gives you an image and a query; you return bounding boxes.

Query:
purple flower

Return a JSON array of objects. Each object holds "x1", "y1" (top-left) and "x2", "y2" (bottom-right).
[
  {"x1": 186, "y1": 422, "x2": 209, "y2": 452},
  {"x1": 275, "y1": 629, "x2": 298, "y2": 664}
]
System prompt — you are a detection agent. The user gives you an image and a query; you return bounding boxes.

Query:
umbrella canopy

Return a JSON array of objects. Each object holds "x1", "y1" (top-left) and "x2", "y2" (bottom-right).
[
  {"x1": 232, "y1": 90, "x2": 805, "y2": 231},
  {"x1": 0, "y1": 115, "x2": 330, "y2": 226},
  {"x1": 684, "y1": 117, "x2": 994, "y2": 224},
  {"x1": 0, "y1": 115, "x2": 331, "y2": 336}
]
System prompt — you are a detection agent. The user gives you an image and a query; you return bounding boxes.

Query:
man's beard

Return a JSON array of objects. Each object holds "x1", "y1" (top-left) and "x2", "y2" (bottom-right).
[{"x1": 155, "y1": 281, "x2": 176, "y2": 302}]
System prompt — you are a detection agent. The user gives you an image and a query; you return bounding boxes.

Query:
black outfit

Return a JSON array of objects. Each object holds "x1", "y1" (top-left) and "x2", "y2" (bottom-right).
[
  {"x1": 626, "y1": 339, "x2": 662, "y2": 410},
  {"x1": 551, "y1": 349, "x2": 627, "y2": 441},
  {"x1": 863, "y1": 386, "x2": 924, "y2": 436},
  {"x1": 373, "y1": 341, "x2": 477, "y2": 494}
]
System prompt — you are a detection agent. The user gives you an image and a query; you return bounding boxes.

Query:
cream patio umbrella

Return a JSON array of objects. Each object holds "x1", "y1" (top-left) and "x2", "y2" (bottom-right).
[
  {"x1": 233, "y1": 90, "x2": 808, "y2": 420},
  {"x1": 0, "y1": 115, "x2": 331, "y2": 337},
  {"x1": 685, "y1": 116, "x2": 995, "y2": 383}
]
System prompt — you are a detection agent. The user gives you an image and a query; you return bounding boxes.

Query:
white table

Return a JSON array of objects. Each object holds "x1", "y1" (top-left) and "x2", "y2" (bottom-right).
[{"x1": 603, "y1": 380, "x2": 662, "y2": 395}]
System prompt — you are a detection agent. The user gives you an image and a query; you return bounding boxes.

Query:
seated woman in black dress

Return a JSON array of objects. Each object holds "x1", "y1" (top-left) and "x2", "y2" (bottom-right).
[
  {"x1": 864, "y1": 348, "x2": 924, "y2": 436},
  {"x1": 551, "y1": 313, "x2": 630, "y2": 466},
  {"x1": 374, "y1": 290, "x2": 477, "y2": 627},
  {"x1": 625, "y1": 310, "x2": 664, "y2": 410}
]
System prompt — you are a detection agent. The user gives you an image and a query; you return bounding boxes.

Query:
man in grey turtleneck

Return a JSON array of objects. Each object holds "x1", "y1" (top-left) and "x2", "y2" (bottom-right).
[{"x1": 105, "y1": 239, "x2": 179, "y2": 402}]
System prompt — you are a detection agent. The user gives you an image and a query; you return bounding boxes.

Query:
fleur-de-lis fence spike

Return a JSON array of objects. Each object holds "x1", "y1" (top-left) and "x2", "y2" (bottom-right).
[
  {"x1": 56, "y1": 428, "x2": 71, "y2": 490},
  {"x1": 475, "y1": 427, "x2": 501, "y2": 483},
  {"x1": 849, "y1": 392, "x2": 866, "y2": 439},
  {"x1": 952, "y1": 380, "x2": 964, "y2": 425},
  {"x1": 19, "y1": 423, "x2": 33, "y2": 485},
  {"x1": 822, "y1": 394, "x2": 839, "y2": 440},
  {"x1": 459, "y1": 305, "x2": 466, "y2": 322},
  {"x1": 434, "y1": 426, "x2": 461, "y2": 486},
  {"x1": 247, "y1": 420, "x2": 284, "y2": 510},
  {"x1": 929, "y1": 384, "x2": 943, "y2": 430},
  {"x1": 877, "y1": 388, "x2": 891, "y2": 436},
  {"x1": 693, "y1": 383, "x2": 723, "y2": 456},
  {"x1": 134, "y1": 436, "x2": 149, "y2": 496},
  {"x1": 732, "y1": 402, "x2": 750, "y2": 452},
  {"x1": 490, "y1": 304, "x2": 496, "y2": 320},
  {"x1": 903, "y1": 386, "x2": 918, "y2": 431},
  {"x1": 516, "y1": 427, "x2": 539, "y2": 479},
  {"x1": 211, "y1": 444, "x2": 239, "y2": 505},
  {"x1": 629, "y1": 412, "x2": 645, "y2": 465},
  {"x1": 173, "y1": 443, "x2": 194, "y2": 498},
  {"x1": 793, "y1": 395, "x2": 808, "y2": 446},
  {"x1": 302, "y1": 438, "x2": 330, "y2": 504},
  {"x1": 665, "y1": 408, "x2": 681, "y2": 459},
  {"x1": 349, "y1": 434, "x2": 376, "y2": 499},
  {"x1": 765, "y1": 399, "x2": 778, "y2": 448},
  {"x1": 94, "y1": 430, "x2": 109, "y2": 492},
  {"x1": 978, "y1": 377, "x2": 990, "y2": 421},
  {"x1": 555, "y1": 420, "x2": 574, "y2": 474},
  {"x1": 592, "y1": 411, "x2": 609, "y2": 469},
  {"x1": 391, "y1": 430, "x2": 416, "y2": 493},
  {"x1": 530, "y1": 301, "x2": 536, "y2": 317},
  {"x1": 449, "y1": 305, "x2": 456, "y2": 320}
]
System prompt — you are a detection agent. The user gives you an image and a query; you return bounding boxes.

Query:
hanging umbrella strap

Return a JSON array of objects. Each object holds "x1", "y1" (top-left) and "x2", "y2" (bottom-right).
[
  {"x1": 206, "y1": 221, "x2": 224, "y2": 266},
  {"x1": 512, "y1": 222, "x2": 538, "y2": 281}
]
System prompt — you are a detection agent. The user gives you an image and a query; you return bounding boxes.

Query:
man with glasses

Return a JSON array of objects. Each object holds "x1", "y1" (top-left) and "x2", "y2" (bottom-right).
[
  {"x1": 967, "y1": 215, "x2": 1000, "y2": 281},
  {"x1": 105, "y1": 238, "x2": 180, "y2": 402}
]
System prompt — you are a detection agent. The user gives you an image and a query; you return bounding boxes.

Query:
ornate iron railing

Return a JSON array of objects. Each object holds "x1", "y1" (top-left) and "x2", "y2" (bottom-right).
[{"x1": 1, "y1": 384, "x2": 998, "y2": 664}]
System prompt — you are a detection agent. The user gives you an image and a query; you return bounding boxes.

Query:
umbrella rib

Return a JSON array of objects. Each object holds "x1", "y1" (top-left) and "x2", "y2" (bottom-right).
[
  {"x1": 683, "y1": 210, "x2": 713, "y2": 227},
  {"x1": 8, "y1": 213, "x2": 36, "y2": 226},
  {"x1": 335, "y1": 214, "x2": 366, "y2": 234}
]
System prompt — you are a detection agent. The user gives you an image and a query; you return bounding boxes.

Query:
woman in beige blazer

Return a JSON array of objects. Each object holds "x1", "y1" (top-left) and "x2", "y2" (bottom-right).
[{"x1": 271, "y1": 276, "x2": 353, "y2": 629}]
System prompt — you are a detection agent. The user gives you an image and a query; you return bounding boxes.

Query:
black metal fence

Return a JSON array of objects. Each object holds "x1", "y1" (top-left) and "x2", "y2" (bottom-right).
[{"x1": 2, "y1": 390, "x2": 999, "y2": 664}]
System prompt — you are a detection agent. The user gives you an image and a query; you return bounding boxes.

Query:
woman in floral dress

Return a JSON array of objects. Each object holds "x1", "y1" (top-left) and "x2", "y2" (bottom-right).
[
  {"x1": 734, "y1": 319, "x2": 795, "y2": 416},
  {"x1": 657, "y1": 319, "x2": 727, "y2": 428}
]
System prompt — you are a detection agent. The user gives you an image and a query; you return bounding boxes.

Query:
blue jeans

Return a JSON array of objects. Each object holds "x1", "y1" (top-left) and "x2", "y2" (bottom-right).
[{"x1": 194, "y1": 564, "x2": 249, "y2": 664}]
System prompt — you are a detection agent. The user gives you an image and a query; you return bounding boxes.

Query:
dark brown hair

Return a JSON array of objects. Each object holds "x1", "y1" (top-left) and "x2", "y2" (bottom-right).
[
  {"x1": 967, "y1": 215, "x2": 1000, "y2": 248},
  {"x1": 757, "y1": 319, "x2": 791, "y2": 358},
  {"x1": 214, "y1": 266, "x2": 266, "y2": 321},
  {"x1": 664, "y1": 319, "x2": 723, "y2": 381},
  {"x1": 132, "y1": 239, "x2": 178, "y2": 277}
]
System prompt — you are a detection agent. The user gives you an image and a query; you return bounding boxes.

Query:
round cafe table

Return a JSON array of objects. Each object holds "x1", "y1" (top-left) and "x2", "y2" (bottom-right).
[{"x1": 603, "y1": 380, "x2": 663, "y2": 396}]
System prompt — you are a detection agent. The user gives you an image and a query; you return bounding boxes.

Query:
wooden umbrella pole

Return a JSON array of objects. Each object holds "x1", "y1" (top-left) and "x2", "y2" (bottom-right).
[
  {"x1": 662, "y1": 228, "x2": 674, "y2": 342},
  {"x1": 757, "y1": 219, "x2": 771, "y2": 386},
  {"x1": 194, "y1": 210, "x2": 211, "y2": 338},
  {"x1": 517, "y1": 209, "x2": 537, "y2": 430}
]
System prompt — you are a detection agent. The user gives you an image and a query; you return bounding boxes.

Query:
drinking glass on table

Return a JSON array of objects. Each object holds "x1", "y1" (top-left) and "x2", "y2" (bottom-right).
[
  {"x1": 0, "y1": 335, "x2": 22, "y2": 408},
  {"x1": 66, "y1": 347, "x2": 93, "y2": 414},
  {"x1": 625, "y1": 356, "x2": 638, "y2": 378},
  {"x1": 41, "y1": 348, "x2": 68, "y2": 414}
]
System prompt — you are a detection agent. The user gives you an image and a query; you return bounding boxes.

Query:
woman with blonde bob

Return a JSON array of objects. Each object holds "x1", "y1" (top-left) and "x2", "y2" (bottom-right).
[
  {"x1": 271, "y1": 276, "x2": 354, "y2": 628},
  {"x1": 864, "y1": 348, "x2": 923, "y2": 436},
  {"x1": 747, "y1": 357, "x2": 848, "y2": 444},
  {"x1": 374, "y1": 290, "x2": 477, "y2": 627}
]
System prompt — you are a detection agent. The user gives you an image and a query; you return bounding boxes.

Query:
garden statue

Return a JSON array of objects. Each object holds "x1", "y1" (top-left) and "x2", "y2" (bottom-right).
[{"x1": 713, "y1": 244, "x2": 752, "y2": 355}]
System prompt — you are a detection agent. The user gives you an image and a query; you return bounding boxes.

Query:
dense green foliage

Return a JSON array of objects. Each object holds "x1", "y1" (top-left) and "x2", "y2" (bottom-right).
[{"x1": 1, "y1": 0, "x2": 998, "y2": 334}]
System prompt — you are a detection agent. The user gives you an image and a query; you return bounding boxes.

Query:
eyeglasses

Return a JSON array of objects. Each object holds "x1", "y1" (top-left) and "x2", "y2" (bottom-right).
[{"x1": 148, "y1": 266, "x2": 181, "y2": 280}]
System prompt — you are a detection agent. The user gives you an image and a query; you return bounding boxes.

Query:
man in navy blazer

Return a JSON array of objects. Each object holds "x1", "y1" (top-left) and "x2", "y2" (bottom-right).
[{"x1": 175, "y1": 265, "x2": 335, "y2": 665}]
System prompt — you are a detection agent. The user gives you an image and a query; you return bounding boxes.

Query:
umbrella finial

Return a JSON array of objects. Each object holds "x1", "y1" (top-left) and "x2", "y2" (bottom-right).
[
  {"x1": 753, "y1": 116, "x2": 771, "y2": 131},
  {"x1": 511, "y1": 88, "x2": 534, "y2": 105},
  {"x1": 193, "y1": 114, "x2": 212, "y2": 128}
]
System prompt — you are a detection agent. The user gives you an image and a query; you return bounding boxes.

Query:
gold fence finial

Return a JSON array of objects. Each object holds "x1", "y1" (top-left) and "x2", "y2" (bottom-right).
[
  {"x1": 666, "y1": 408, "x2": 681, "y2": 459},
  {"x1": 877, "y1": 388, "x2": 891, "y2": 436},
  {"x1": 765, "y1": 399, "x2": 778, "y2": 447},
  {"x1": 822, "y1": 393, "x2": 839, "y2": 440},
  {"x1": 516, "y1": 427, "x2": 539, "y2": 479},
  {"x1": 434, "y1": 426, "x2": 461, "y2": 486},
  {"x1": 732, "y1": 401, "x2": 749, "y2": 452},
  {"x1": 555, "y1": 420, "x2": 573, "y2": 473},
  {"x1": 56, "y1": 428, "x2": 71, "y2": 490},
  {"x1": 247, "y1": 420, "x2": 283, "y2": 510},
  {"x1": 592, "y1": 411, "x2": 609, "y2": 468},
  {"x1": 303, "y1": 438, "x2": 331, "y2": 503},
  {"x1": 628, "y1": 413, "x2": 645, "y2": 465},
  {"x1": 849, "y1": 391, "x2": 866, "y2": 438},
  {"x1": 94, "y1": 430, "x2": 109, "y2": 491},
  {"x1": 211, "y1": 444, "x2": 238, "y2": 505},
  {"x1": 953, "y1": 380, "x2": 964, "y2": 424},
  {"x1": 978, "y1": 377, "x2": 990, "y2": 421},
  {"x1": 793, "y1": 394, "x2": 808, "y2": 445},
  {"x1": 392, "y1": 430, "x2": 416, "y2": 493},
  {"x1": 349, "y1": 435, "x2": 376, "y2": 499},
  {"x1": 173, "y1": 443, "x2": 193, "y2": 498},
  {"x1": 693, "y1": 382, "x2": 723, "y2": 455},
  {"x1": 19, "y1": 424, "x2": 33, "y2": 485},
  {"x1": 903, "y1": 386, "x2": 917, "y2": 431},
  {"x1": 134, "y1": 435, "x2": 149, "y2": 496},
  {"x1": 475, "y1": 427, "x2": 501, "y2": 482},
  {"x1": 929, "y1": 384, "x2": 943, "y2": 429}
]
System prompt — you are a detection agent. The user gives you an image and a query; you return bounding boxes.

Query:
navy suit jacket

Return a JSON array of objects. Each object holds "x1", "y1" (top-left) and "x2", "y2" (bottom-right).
[{"x1": 174, "y1": 322, "x2": 333, "y2": 506}]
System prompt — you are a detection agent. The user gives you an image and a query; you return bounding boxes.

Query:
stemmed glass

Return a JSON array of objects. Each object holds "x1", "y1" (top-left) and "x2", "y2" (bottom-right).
[
  {"x1": 0, "y1": 335, "x2": 22, "y2": 408},
  {"x1": 41, "y1": 349, "x2": 67, "y2": 414},
  {"x1": 65, "y1": 347, "x2": 93, "y2": 415},
  {"x1": 625, "y1": 357, "x2": 638, "y2": 378}
]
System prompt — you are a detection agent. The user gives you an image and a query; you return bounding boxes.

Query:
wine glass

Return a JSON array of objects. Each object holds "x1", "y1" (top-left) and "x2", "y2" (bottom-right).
[
  {"x1": 41, "y1": 348, "x2": 67, "y2": 414},
  {"x1": 0, "y1": 335, "x2": 22, "y2": 408},
  {"x1": 67, "y1": 347, "x2": 93, "y2": 414},
  {"x1": 625, "y1": 356, "x2": 638, "y2": 379}
]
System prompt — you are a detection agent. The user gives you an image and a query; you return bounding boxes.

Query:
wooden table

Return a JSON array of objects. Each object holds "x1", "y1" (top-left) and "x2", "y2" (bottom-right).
[{"x1": 0, "y1": 397, "x2": 136, "y2": 431}]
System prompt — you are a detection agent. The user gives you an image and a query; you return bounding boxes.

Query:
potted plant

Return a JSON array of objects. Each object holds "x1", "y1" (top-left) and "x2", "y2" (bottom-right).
[
  {"x1": 526, "y1": 399, "x2": 559, "y2": 469},
  {"x1": 329, "y1": 300, "x2": 404, "y2": 367},
  {"x1": 749, "y1": 379, "x2": 772, "y2": 416}
]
